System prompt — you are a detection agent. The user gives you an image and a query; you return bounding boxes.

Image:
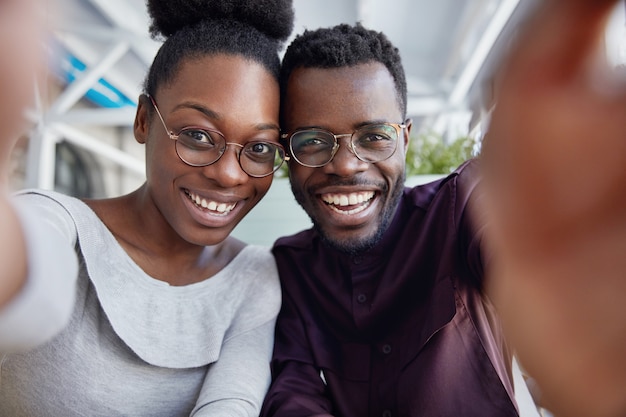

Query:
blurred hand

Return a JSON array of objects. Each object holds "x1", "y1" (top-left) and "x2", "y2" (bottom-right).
[
  {"x1": 0, "y1": 0, "x2": 45, "y2": 308},
  {"x1": 478, "y1": 1, "x2": 626, "y2": 416},
  {"x1": 0, "y1": 0, "x2": 46, "y2": 185}
]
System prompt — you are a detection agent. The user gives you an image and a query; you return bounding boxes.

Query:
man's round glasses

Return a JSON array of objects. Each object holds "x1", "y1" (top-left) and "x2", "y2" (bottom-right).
[
  {"x1": 282, "y1": 122, "x2": 407, "y2": 168},
  {"x1": 147, "y1": 95, "x2": 286, "y2": 178}
]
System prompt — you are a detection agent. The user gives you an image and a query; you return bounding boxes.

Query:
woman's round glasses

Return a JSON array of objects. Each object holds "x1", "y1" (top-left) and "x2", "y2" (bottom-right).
[
  {"x1": 282, "y1": 122, "x2": 406, "y2": 168},
  {"x1": 147, "y1": 95, "x2": 286, "y2": 178}
]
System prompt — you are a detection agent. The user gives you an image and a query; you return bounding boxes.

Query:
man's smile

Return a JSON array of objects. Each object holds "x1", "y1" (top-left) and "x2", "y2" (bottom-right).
[{"x1": 320, "y1": 191, "x2": 375, "y2": 215}]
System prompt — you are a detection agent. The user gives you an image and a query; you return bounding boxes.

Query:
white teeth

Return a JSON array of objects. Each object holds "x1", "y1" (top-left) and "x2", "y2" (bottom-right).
[
  {"x1": 321, "y1": 191, "x2": 375, "y2": 215},
  {"x1": 322, "y1": 191, "x2": 375, "y2": 207},
  {"x1": 328, "y1": 203, "x2": 369, "y2": 215},
  {"x1": 187, "y1": 191, "x2": 236, "y2": 215}
]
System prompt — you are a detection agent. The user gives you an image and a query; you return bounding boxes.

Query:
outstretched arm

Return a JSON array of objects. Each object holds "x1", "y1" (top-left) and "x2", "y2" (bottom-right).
[
  {"x1": 0, "y1": 200, "x2": 28, "y2": 309},
  {"x1": 478, "y1": 1, "x2": 626, "y2": 417},
  {"x1": 0, "y1": 193, "x2": 79, "y2": 352},
  {"x1": 0, "y1": 0, "x2": 77, "y2": 352},
  {"x1": 0, "y1": 0, "x2": 46, "y2": 311}
]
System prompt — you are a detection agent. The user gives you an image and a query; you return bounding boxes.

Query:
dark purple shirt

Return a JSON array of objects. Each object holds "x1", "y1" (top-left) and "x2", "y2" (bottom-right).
[{"x1": 261, "y1": 159, "x2": 518, "y2": 417}]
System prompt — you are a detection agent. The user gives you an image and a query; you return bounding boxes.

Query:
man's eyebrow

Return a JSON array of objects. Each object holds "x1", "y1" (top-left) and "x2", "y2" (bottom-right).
[
  {"x1": 355, "y1": 119, "x2": 395, "y2": 128},
  {"x1": 290, "y1": 120, "x2": 394, "y2": 132},
  {"x1": 291, "y1": 125, "x2": 327, "y2": 131}
]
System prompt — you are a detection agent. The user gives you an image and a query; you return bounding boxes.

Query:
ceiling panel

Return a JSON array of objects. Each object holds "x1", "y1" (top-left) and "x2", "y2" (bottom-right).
[
  {"x1": 46, "y1": 0, "x2": 521, "y2": 127},
  {"x1": 28, "y1": 0, "x2": 534, "y2": 188}
]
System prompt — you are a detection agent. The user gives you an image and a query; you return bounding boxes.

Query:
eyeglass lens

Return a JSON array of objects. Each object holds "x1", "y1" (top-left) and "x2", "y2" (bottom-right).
[
  {"x1": 289, "y1": 124, "x2": 399, "y2": 167},
  {"x1": 175, "y1": 127, "x2": 284, "y2": 177}
]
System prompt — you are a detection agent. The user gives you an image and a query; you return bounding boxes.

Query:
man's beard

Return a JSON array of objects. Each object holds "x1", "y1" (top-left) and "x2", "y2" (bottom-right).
[{"x1": 291, "y1": 172, "x2": 405, "y2": 256}]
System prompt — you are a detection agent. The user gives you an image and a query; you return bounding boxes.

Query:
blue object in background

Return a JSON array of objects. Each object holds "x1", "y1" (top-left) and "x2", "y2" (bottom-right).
[{"x1": 51, "y1": 40, "x2": 136, "y2": 109}]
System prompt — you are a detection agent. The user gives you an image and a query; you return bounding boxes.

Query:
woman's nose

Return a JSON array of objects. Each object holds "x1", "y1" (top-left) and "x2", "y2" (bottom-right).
[{"x1": 201, "y1": 144, "x2": 248, "y2": 186}]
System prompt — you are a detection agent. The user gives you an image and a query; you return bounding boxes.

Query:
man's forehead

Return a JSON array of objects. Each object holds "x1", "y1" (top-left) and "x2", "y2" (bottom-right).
[
  {"x1": 287, "y1": 62, "x2": 392, "y2": 89},
  {"x1": 282, "y1": 66, "x2": 402, "y2": 132}
]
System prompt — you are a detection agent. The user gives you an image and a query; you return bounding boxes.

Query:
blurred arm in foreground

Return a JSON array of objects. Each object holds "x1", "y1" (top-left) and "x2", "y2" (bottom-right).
[
  {"x1": 0, "y1": 0, "x2": 41, "y2": 308},
  {"x1": 0, "y1": 0, "x2": 77, "y2": 351},
  {"x1": 478, "y1": 1, "x2": 626, "y2": 416}
]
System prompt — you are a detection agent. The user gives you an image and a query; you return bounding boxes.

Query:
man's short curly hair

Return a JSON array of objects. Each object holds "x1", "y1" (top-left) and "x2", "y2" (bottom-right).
[
  {"x1": 280, "y1": 23, "x2": 407, "y2": 119},
  {"x1": 144, "y1": 0, "x2": 294, "y2": 96}
]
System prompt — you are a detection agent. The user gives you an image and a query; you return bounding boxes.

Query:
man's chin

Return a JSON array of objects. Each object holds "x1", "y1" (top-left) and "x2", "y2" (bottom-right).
[{"x1": 315, "y1": 223, "x2": 383, "y2": 256}]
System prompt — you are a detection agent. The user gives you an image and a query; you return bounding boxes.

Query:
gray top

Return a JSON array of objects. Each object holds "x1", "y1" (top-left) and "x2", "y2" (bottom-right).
[{"x1": 0, "y1": 190, "x2": 281, "y2": 416}]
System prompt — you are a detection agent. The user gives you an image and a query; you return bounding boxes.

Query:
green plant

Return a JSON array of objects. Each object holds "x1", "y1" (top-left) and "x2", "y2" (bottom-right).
[{"x1": 406, "y1": 131, "x2": 477, "y2": 175}]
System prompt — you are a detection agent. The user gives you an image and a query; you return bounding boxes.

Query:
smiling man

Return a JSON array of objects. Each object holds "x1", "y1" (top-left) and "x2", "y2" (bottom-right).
[
  {"x1": 260, "y1": 23, "x2": 519, "y2": 417},
  {"x1": 285, "y1": 62, "x2": 408, "y2": 255}
]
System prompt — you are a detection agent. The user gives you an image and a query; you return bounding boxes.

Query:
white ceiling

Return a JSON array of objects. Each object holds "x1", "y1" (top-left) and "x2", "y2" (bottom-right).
[
  {"x1": 44, "y1": 0, "x2": 525, "y2": 135},
  {"x1": 28, "y1": 0, "x2": 624, "y2": 190}
]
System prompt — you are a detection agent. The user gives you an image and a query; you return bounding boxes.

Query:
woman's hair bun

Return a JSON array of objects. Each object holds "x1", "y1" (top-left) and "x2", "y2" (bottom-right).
[{"x1": 146, "y1": 0, "x2": 295, "y2": 42}]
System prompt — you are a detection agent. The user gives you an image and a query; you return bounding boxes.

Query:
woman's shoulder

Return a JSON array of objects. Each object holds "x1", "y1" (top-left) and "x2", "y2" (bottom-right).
[
  {"x1": 217, "y1": 244, "x2": 281, "y2": 314},
  {"x1": 224, "y1": 244, "x2": 279, "y2": 288},
  {"x1": 15, "y1": 188, "x2": 80, "y2": 211},
  {"x1": 13, "y1": 189, "x2": 88, "y2": 240},
  {"x1": 14, "y1": 188, "x2": 99, "y2": 226}
]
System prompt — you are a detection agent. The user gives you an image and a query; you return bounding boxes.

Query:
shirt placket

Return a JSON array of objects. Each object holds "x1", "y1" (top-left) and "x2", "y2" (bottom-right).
[{"x1": 349, "y1": 254, "x2": 400, "y2": 417}]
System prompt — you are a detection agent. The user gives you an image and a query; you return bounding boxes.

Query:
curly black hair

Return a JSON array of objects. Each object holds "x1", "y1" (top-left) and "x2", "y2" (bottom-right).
[
  {"x1": 143, "y1": 0, "x2": 295, "y2": 96},
  {"x1": 280, "y1": 23, "x2": 407, "y2": 119}
]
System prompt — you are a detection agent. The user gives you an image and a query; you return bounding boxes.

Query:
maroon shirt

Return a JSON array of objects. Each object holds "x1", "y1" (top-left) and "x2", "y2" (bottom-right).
[{"x1": 261, "y1": 160, "x2": 519, "y2": 417}]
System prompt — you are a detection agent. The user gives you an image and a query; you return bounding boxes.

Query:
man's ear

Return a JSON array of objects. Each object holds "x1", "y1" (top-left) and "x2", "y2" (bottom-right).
[
  {"x1": 402, "y1": 118, "x2": 413, "y2": 152},
  {"x1": 134, "y1": 94, "x2": 151, "y2": 145}
]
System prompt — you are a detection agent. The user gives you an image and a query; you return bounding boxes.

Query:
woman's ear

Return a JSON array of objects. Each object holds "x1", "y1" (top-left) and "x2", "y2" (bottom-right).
[{"x1": 134, "y1": 94, "x2": 150, "y2": 144}]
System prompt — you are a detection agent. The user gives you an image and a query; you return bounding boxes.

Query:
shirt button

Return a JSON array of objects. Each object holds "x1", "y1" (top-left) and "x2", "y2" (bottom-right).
[
  {"x1": 382, "y1": 344, "x2": 392, "y2": 354},
  {"x1": 382, "y1": 410, "x2": 392, "y2": 417},
  {"x1": 357, "y1": 293, "x2": 367, "y2": 303}
]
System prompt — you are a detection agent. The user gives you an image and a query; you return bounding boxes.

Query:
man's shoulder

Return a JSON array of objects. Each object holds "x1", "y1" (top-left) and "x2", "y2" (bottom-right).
[{"x1": 404, "y1": 158, "x2": 481, "y2": 207}]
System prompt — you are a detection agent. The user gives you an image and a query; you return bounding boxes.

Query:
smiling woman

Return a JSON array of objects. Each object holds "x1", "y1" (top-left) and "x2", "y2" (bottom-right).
[{"x1": 0, "y1": 0, "x2": 295, "y2": 416}]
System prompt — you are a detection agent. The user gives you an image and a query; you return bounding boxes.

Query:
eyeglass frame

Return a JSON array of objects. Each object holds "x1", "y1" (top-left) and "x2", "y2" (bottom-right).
[
  {"x1": 146, "y1": 94, "x2": 287, "y2": 178},
  {"x1": 281, "y1": 122, "x2": 408, "y2": 168}
]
